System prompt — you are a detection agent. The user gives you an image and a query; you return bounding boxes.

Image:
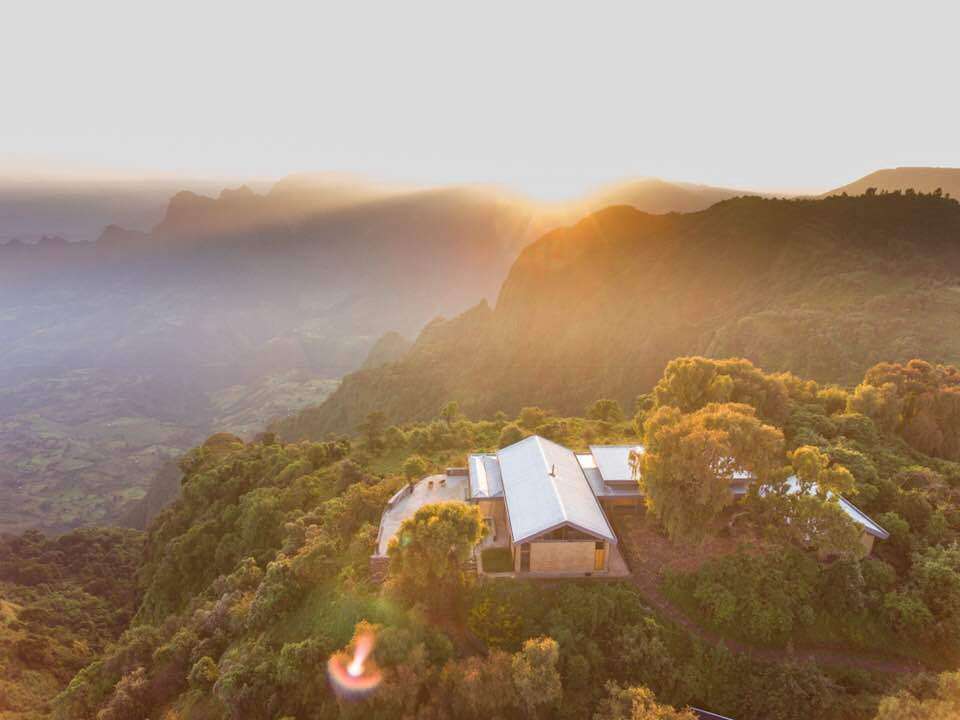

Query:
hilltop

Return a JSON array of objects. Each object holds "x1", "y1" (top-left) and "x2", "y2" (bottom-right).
[
  {"x1": 826, "y1": 167, "x2": 960, "y2": 199},
  {"x1": 275, "y1": 191, "x2": 960, "y2": 439},
  {"x1": 19, "y1": 356, "x2": 960, "y2": 720}
]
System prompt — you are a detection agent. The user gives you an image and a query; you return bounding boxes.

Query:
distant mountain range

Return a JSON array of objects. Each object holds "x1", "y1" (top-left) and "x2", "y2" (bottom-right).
[
  {"x1": 0, "y1": 173, "x2": 753, "y2": 532},
  {"x1": 0, "y1": 177, "x2": 244, "y2": 245},
  {"x1": 5, "y1": 167, "x2": 958, "y2": 530},
  {"x1": 275, "y1": 190, "x2": 960, "y2": 440}
]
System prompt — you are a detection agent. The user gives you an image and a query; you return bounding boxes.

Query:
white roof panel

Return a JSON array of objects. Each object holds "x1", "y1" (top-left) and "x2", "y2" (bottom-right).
[
  {"x1": 498, "y1": 436, "x2": 616, "y2": 543},
  {"x1": 590, "y1": 445, "x2": 644, "y2": 483},
  {"x1": 468, "y1": 454, "x2": 503, "y2": 499},
  {"x1": 577, "y1": 453, "x2": 643, "y2": 498}
]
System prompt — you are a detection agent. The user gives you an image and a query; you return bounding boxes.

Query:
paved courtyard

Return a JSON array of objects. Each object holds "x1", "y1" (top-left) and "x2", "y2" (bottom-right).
[{"x1": 375, "y1": 474, "x2": 470, "y2": 555}]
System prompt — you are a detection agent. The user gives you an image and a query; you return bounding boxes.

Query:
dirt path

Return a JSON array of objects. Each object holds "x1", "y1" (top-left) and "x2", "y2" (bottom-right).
[
  {"x1": 627, "y1": 565, "x2": 923, "y2": 674},
  {"x1": 613, "y1": 513, "x2": 925, "y2": 674}
]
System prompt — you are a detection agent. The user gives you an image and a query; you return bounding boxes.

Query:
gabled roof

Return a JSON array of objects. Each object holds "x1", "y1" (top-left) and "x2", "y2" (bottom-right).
[
  {"x1": 589, "y1": 444, "x2": 644, "y2": 483},
  {"x1": 782, "y1": 476, "x2": 890, "y2": 539},
  {"x1": 497, "y1": 435, "x2": 616, "y2": 544},
  {"x1": 468, "y1": 453, "x2": 503, "y2": 499}
]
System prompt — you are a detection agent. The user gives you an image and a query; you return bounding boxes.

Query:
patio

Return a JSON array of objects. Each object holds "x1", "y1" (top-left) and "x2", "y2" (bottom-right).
[{"x1": 374, "y1": 474, "x2": 470, "y2": 556}]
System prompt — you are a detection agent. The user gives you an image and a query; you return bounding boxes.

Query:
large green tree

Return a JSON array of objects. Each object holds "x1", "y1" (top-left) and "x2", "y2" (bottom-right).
[
  {"x1": 387, "y1": 502, "x2": 486, "y2": 607},
  {"x1": 752, "y1": 445, "x2": 862, "y2": 557},
  {"x1": 652, "y1": 357, "x2": 790, "y2": 424},
  {"x1": 511, "y1": 636, "x2": 562, "y2": 719},
  {"x1": 637, "y1": 402, "x2": 784, "y2": 542}
]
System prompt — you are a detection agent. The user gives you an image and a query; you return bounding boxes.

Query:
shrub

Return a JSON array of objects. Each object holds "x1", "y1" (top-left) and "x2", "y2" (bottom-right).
[{"x1": 481, "y1": 547, "x2": 513, "y2": 573}]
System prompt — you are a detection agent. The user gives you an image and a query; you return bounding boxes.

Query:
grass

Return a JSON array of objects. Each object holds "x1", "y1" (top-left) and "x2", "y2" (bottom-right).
[{"x1": 481, "y1": 547, "x2": 514, "y2": 573}]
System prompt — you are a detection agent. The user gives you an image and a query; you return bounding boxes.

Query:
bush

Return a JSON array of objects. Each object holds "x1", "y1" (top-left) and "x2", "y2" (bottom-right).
[
  {"x1": 481, "y1": 547, "x2": 513, "y2": 573},
  {"x1": 677, "y1": 549, "x2": 819, "y2": 643},
  {"x1": 188, "y1": 656, "x2": 219, "y2": 691}
]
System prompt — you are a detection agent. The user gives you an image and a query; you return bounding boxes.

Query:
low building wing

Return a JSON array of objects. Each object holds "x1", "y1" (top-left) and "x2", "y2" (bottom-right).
[
  {"x1": 590, "y1": 444, "x2": 644, "y2": 483},
  {"x1": 468, "y1": 453, "x2": 503, "y2": 499},
  {"x1": 577, "y1": 450, "x2": 643, "y2": 499}
]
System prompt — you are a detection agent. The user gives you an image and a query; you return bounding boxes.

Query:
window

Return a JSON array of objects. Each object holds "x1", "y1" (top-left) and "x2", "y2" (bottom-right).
[
  {"x1": 539, "y1": 526, "x2": 593, "y2": 542},
  {"x1": 519, "y1": 543, "x2": 531, "y2": 572}
]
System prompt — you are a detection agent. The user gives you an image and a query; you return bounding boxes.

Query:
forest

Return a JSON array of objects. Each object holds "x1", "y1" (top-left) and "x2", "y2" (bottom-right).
[{"x1": 3, "y1": 356, "x2": 960, "y2": 719}]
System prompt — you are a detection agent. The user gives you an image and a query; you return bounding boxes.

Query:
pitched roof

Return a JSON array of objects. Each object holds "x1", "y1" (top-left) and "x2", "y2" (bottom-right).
[
  {"x1": 782, "y1": 476, "x2": 890, "y2": 539},
  {"x1": 468, "y1": 453, "x2": 503, "y2": 499},
  {"x1": 589, "y1": 444, "x2": 644, "y2": 483},
  {"x1": 497, "y1": 435, "x2": 616, "y2": 544}
]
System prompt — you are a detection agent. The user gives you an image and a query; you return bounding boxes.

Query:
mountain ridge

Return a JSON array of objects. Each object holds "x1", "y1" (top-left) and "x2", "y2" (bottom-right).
[{"x1": 274, "y1": 191, "x2": 960, "y2": 440}]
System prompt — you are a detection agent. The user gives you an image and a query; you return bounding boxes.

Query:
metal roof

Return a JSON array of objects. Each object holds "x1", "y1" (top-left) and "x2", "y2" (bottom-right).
[
  {"x1": 577, "y1": 453, "x2": 643, "y2": 498},
  {"x1": 468, "y1": 453, "x2": 503, "y2": 499},
  {"x1": 782, "y1": 476, "x2": 890, "y2": 539},
  {"x1": 589, "y1": 444, "x2": 644, "y2": 483},
  {"x1": 692, "y1": 709, "x2": 735, "y2": 720},
  {"x1": 497, "y1": 435, "x2": 616, "y2": 544}
]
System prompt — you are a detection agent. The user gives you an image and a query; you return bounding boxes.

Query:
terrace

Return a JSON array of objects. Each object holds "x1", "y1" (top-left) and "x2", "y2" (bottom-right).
[{"x1": 373, "y1": 473, "x2": 471, "y2": 557}]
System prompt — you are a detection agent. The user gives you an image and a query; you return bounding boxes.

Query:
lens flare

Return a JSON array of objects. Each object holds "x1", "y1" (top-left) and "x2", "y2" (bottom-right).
[{"x1": 327, "y1": 630, "x2": 382, "y2": 698}]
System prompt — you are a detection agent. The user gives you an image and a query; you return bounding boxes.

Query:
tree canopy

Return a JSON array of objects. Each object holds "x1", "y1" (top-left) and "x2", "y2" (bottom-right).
[
  {"x1": 638, "y1": 402, "x2": 784, "y2": 542},
  {"x1": 387, "y1": 502, "x2": 486, "y2": 607}
]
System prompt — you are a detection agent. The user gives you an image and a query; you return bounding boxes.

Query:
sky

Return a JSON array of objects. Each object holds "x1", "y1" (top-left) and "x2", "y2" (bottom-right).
[{"x1": 3, "y1": 0, "x2": 958, "y2": 200}]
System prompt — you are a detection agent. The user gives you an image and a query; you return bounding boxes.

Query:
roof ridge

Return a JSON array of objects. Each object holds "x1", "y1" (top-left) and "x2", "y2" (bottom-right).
[{"x1": 535, "y1": 436, "x2": 569, "y2": 523}]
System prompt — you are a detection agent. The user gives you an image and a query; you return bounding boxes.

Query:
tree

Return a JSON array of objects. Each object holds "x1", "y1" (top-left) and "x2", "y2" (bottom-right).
[
  {"x1": 440, "y1": 401, "x2": 461, "y2": 426},
  {"x1": 518, "y1": 406, "x2": 548, "y2": 430},
  {"x1": 588, "y1": 399, "x2": 625, "y2": 423},
  {"x1": 188, "y1": 656, "x2": 219, "y2": 691},
  {"x1": 652, "y1": 357, "x2": 789, "y2": 424},
  {"x1": 498, "y1": 423, "x2": 525, "y2": 448},
  {"x1": 511, "y1": 636, "x2": 562, "y2": 718},
  {"x1": 851, "y1": 360, "x2": 960, "y2": 460},
  {"x1": 359, "y1": 411, "x2": 388, "y2": 451},
  {"x1": 874, "y1": 670, "x2": 960, "y2": 719},
  {"x1": 384, "y1": 425, "x2": 408, "y2": 449},
  {"x1": 387, "y1": 502, "x2": 486, "y2": 607},
  {"x1": 638, "y1": 403, "x2": 784, "y2": 542},
  {"x1": 438, "y1": 650, "x2": 517, "y2": 719},
  {"x1": 789, "y1": 445, "x2": 855, "y2": 497},
  {"x1": 847, "y1": 382, "x2": 900, "y2": 434},
  {"x1": 752, "y1": 446, "x2": 862, "y2": 557},
  {"x1": 402, "y1": 454, "x2": 430, "y2": 482},
  {"x1": 593, "y1": 681, "x2": 697, "y2": 720}
]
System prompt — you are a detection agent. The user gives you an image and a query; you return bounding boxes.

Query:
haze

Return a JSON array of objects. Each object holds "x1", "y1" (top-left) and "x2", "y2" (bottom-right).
[{"x1": 3, "y1": 0, "x2": 958, "y2": 200}]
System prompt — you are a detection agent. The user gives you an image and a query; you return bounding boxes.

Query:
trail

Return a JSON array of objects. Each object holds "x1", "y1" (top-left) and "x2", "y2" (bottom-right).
[{"x1": 625, "y1": 554, "x2": 924, "y2": 675}]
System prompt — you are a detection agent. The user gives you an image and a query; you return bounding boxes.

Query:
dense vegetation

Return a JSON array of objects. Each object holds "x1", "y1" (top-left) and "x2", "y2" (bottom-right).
[
  {"x1": 0, "y1": 526, "x2": 144, "y2": 718},
  {"x1": 0, "y1": 356, "x2": 950, "y2": 718},
  {"x1": 276, "y1": 192, "x2": 960, "y2": 439}
]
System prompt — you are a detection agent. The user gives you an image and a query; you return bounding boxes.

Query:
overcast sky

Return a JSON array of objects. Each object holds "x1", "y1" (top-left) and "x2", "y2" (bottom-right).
[{"x1": 3, "y1": 1, "x2": 957, "y2": 199}]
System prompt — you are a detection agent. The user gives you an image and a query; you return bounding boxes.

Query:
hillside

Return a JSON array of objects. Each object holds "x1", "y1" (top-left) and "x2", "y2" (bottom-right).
[
  {"x1": 276, "y1": 191, "x2": 960, "y2": 439},
  {"x1": 826, "y1": 167, "x2": 960, "y2": 199},
  {"x1": 31, "y1": 357, "x2": 960, "y2": 720}
]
